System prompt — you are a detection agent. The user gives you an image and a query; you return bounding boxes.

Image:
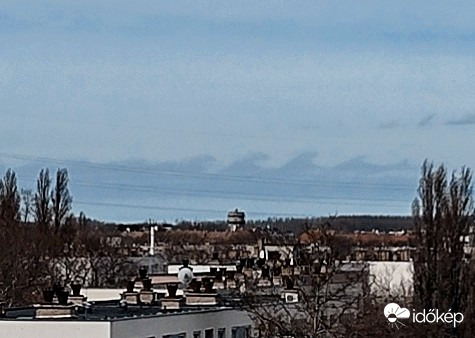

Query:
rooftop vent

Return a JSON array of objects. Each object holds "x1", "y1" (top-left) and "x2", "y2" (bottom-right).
[
  {"x1": 161, "y1": 283, "x2": 182, "y2": 310},
  {"x1": 137, "y1": 278, "x2": 156, "y2": 304},
  {"x1": 139, "y1": 267, "x2": 148, "y2": 279},
  {"x1": 121, "y1": 280, "x2": 139, "y2": 304},
  {"x1": 185, "y1": 278, "x2": 218, "y2": 306},
  {"x1": 69, "y1": 283, "x2": 87, "y2": 306},
  {"x1": 42, "y1": 289, "x2": 55, "y2": 303}
]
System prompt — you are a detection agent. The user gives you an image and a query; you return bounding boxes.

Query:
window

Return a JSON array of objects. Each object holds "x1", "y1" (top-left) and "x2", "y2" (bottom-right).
[
  {"x1": 204, "y1": 329, "x2": 214, "y2": 338},
  {"x1": 231, "y1": 326, "x2": 250, "y2": 338},
  {"x1": 163, "y1": 334, "x2": 186, "y2": 338},
  {"x1": 218, "y1": 328, "x2": 226, "y2": 338},
  {"x1": 193, "y1": 332, "x2": 202, "y2": 338}
]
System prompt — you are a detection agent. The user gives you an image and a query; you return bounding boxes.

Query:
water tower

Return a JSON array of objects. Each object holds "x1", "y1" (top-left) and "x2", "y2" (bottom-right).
[{"x1": 227, "y1": 208, "x2": 245, "y2": 231}]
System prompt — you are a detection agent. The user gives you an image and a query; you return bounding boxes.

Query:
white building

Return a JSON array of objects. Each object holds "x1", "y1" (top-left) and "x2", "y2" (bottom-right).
[
  {"x1": 368, "y1": 261, "x2": 413, "y2": 297},
  {"x1": 0, "y1": 302, "x2": 252, "y2": 338}
]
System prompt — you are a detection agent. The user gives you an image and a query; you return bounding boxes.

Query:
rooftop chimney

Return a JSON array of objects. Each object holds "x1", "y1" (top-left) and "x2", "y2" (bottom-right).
[
  {"x1": 284, "y1": 277, "x2": 294, "y2": 290},
  {"x1": 142, "y1": 278, "x2": 152, "y2": 291},
  {"x1": 166, "y1": 283, "x2": 178, "y2": 298},
  {"x1": 139, "y1": 267, "x2": 148, "y2": 279},
  {"x1": 190, "y1": 279, "x2": 202, "y2": 293},
  {"x1": 226, "y1": 270, "x2": 236, "y2": 280},
  {"x1": 236, "y1": 259, "x2": 244, "y2": 273},
  {"x1": 185, "y1": 278, "x2": 218, "y2": 306},
  {"x1": 121, "y1": 280, "x2": 139, "y2": 304},
  {"x1": 71, "y1": 283, "x2": 82, "y2": 297},
  {"x1": 281, "y1": 277, "x2": 298, "y2": 303},
  {"x1": 261, "y1": 266, "x2": 270, "y2": 279},
  {"x1": 202, "y1": 278, "x2": 215, "y2": 293},
  {"x1": 42, "y1": 289, "x2": 54, "y2": 303},
  {"x1": 161, "y1": 283, "x2": 182, "y2": 310},
  {"x1": 69, "y1": 283, "x2": 87, "y2": 306},
  {"x1": 139, "y1": 278, "x2": 156, "y2": 304},
  {"x1": 57, "y1": 290, "x2": 69, "y2": 305}
]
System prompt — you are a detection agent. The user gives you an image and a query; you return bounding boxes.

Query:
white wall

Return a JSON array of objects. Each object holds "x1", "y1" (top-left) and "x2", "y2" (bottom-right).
[
  {"x1": 167, "y1": 265, "x2": 237, "y2": 274},
  {"x1": 0, "y1": 321, "x2": 110, "y2": 338},
  {"x1": 0, "y1": 309, "x2": 251, "y2": 338},
  {"x1": 111, "y1": 309, "x2": 252, "y2": 338},
  {"x1": 369, "y1": 261, "x2": 413, "y2": 297}
]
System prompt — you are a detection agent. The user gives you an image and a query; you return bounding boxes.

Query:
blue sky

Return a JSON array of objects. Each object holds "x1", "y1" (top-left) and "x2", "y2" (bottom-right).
[{"x1": 1, "y1": 1, "x2": 475, "y2": 221}]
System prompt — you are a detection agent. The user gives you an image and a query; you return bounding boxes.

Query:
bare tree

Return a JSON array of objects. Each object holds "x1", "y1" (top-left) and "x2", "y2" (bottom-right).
[
  {"x1": 231, "y1": 224, "x2": 370, "y2": 337},
  {"x1": 412, "y1": 160, "x2": 474, "y2": 336},
  {"x1": 51, "y1": 168, "x2": 72, "y2": 232},
  {"x1": 34, "y1": 169, "x2": 52, "y2": 230},
  {"x1": 20, "y1": 189, "x2": 34, "y2": 223},
  {"x1": 0, "y1": 169, "x2": 20, "y2": 226}
]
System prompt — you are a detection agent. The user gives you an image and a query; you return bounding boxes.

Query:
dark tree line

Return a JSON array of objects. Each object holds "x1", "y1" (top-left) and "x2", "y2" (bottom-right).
[{"x1": 146, "y1": 215, "x2": 413, "y2": 234}]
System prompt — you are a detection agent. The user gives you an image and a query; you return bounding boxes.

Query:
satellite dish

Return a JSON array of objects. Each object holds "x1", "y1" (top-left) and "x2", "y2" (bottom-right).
[{"x1": 178, "y1": 267, "x2": 194, "y2": 285}]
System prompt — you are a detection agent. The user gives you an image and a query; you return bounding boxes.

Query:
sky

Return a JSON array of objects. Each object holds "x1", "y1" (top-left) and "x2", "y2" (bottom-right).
[{"x1": 1, "y1": 1, "x2": 475, "y2": 222}]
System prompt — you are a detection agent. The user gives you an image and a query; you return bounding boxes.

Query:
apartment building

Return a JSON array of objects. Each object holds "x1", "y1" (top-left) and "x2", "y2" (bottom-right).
[{"x1": 0, "y1": 302, "x2": 251, "y2": 338}]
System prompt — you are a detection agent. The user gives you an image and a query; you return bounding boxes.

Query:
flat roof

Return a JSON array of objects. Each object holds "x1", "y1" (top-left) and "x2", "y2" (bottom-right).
[{"x1": 1, "y1": 300, "x2": 239, "y2": 322}]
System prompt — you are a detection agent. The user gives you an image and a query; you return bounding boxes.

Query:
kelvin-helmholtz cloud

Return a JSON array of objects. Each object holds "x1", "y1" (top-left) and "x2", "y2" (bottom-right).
[
  {"x1": 1, "y1": 1, "x2": 475, "y2": 220},
  {"x1": 446, "y1": 113, "x2": 475, "y2": 126},
  {"x1": 417, "y1": 114, "x2": 436, "y2": 127}
]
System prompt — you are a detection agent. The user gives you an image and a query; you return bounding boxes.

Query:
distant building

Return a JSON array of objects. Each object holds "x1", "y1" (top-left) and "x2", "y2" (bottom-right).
[{"x1": 227, "y1": 209, "x2": 245, "y2": 232}]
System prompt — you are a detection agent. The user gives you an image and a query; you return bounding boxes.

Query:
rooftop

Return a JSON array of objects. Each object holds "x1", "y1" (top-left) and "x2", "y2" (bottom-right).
[{"x1": 1, "y1": 300, "x2": 237, "y2": 322}]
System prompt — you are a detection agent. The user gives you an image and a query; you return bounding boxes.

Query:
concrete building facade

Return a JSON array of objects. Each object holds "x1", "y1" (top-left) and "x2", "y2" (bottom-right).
[{"x1": 1, "y1": 305, "x2": 252, "y2": 338}]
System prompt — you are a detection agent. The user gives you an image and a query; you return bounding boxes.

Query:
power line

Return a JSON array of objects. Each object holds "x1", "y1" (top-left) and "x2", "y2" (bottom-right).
[
  {"x1": 16, "y1": 174, "x2": 411, "y2": 209},
  {"x1": 73, "y1": 200, "x2": 312, "y2": 218},
  {"x1": 14, "y1": 172, "x2": 411, "y2": 216},
  {"x1": 69, "y1": 180, "x2": 409, "y2": 206}
]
